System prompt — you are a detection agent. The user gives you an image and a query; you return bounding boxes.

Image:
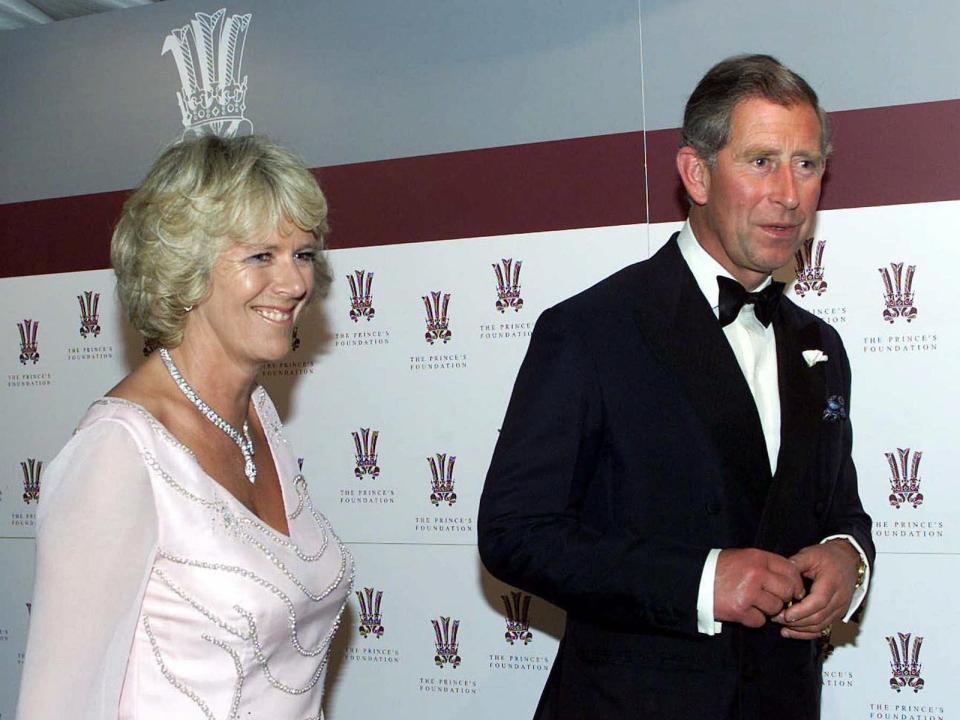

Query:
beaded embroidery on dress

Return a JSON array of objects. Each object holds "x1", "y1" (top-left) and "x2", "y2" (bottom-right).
[{"x1": 96, "y1": 389, "x2": 352, "y2": 719}]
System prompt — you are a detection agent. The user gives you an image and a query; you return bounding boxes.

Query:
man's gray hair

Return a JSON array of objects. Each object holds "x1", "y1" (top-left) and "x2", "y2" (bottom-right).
[{"x1": 680, "y1": 54, "x2": 831, "y2": 166}]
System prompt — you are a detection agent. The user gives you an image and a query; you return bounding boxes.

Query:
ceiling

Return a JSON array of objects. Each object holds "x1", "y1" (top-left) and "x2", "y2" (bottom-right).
[{"x1": 0, "y1": 0, "x2": 156, "y2": 30}]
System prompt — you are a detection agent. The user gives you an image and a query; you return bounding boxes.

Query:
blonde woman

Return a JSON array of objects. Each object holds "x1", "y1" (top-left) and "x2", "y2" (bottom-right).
[{"x1": 18, "y1": 136, "x2": 353, "y2": 720}]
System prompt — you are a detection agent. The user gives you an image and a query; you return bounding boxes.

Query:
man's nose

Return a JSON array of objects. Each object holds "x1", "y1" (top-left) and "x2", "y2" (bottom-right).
[{"x1": 770, "y1": 164, "x2": 800, "y2": 209}]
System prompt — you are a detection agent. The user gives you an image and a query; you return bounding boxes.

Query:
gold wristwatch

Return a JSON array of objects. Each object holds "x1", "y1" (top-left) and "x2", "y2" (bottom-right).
[
  {"x1": 829, "y1": 537, "x2": 866, "y2": 589},
  {"x1": 854, "y1": 553, "x2": 866, "y2": 589}
]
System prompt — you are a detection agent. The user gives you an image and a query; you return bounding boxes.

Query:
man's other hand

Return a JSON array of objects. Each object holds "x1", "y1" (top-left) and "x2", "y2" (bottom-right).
[
  {"x1": 714, "y1": 548, "x2": 806, "y2": 628},
  {"x1": 775, "y1": 540, "x2": 860, "y2": 640}
]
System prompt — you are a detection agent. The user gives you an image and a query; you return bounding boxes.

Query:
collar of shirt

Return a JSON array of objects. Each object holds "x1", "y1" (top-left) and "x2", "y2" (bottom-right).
[{"x1": 675, "y1": 220, "x2": 772, "y2": 326}]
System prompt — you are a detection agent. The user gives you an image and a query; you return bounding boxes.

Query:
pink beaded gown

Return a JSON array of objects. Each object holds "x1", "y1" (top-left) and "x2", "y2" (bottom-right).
[{"x1": 17, "y1": 388, "x2": 353, "y2": 720}]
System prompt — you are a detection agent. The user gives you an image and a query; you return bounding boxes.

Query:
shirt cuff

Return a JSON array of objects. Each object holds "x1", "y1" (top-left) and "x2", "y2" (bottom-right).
[
  {"x1": 822, "y1": 534, "x2": 871, "y2": 622},
  {"x1": 697, "y1": 548, "x2": 723, "y2": 635}
]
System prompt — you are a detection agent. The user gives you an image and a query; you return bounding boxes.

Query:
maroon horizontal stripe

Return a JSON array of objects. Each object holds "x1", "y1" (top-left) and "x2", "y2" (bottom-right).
[
  {"x1": 0, "y1": 134, "x2": 647, "y2": 279},
  {"x1": 1, "y1": 99, "x2": 957, "y2": 278},
  {"x1": 1, "y1": 191, "x2": 128, "y2": 279},
  {"x1": 820, "y1": 100, "x2": 960, "y2": 210},
  {"x1": 319, "y1": 133, "x2": 646, "y2": 251}
]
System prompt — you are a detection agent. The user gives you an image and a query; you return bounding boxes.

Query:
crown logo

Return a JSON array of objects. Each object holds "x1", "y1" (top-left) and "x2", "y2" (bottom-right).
[
  {"x1": 355, "y1": 587, "x2": 384, "y2": 638},
  {"x1": 493, "y1": 258, "x2": 524, "y2": 312},
  {"x1": 886, "y1": 448, "x2": 923, "y2": 509},
  {"x1": 352, "y1": 428, "x2": 380, "y2": 479},
  {"x1": 431, "y1": 616, "x2": 461, "y2": 668},
  {"x1": 879, "y1": 262, "x2": 917, "y2": 323},
  {"x1": 793, "y1": 238, "x2": 827, "y2": 297},
  {"x1": 502, "y1": 591, "x2": 533, "y2": 645},
  {"x1": 347, "y1": 270, "x2": 375, "y2": 322},
  {"x1": 428, "y1": 453, "x2": 457, "y2": 506},
  {"x1": 21, "y1": 458, "x2": 42, "y2": 504},
  {"x1": 423, "y1": 291, "x2": 452, "y2": 344},
  {"x1": 17, "y1": 319, "x2": 39, "y2": 365},
  {"x1": 887, "y1": 632, "x2": 924, "y2": 693},
  {"x1": 162, "y1": 9, "x2": 253, "y2": 139},
  {"x1": 77, "y1": 290, "x2": 102, "y2": 338}
]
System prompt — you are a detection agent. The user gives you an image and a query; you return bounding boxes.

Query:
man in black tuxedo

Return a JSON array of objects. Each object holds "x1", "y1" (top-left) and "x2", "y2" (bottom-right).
[{"x1": 478, "y1": 54, "x2": 873, "y2": 720}]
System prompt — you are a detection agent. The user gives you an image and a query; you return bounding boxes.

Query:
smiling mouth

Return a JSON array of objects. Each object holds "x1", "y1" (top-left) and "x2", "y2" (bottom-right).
[{"x1": 255, "y1": 308, "x2": 294, "y2": 322}]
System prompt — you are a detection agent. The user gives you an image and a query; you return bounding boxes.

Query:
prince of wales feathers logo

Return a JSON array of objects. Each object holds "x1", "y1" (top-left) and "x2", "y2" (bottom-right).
[
  {"x1": 17, "y1": 320, "x2": 39, "y2": 364},
  {"x1": 423, "y1": 291, "x2": 451, "y2": 344},
  {"x1": 347, "y1": 271, "x2": 375, "y2": 321},
  {"x1": 793, "y1": 238, "x2": 827, "y2": 297},
  {"x1": 887, "y1": 632, "x2": 924, "y2": 693},
  {"x1": 162, "y1": 9, "x2": 253, "y2": 139},
  {"x1": 493, "y1": 258, "x2": 524, "y2": 312},
  {"x1": 432, "y1": 616, "x2": 461, "y2": 668},
  {"x1": 352, "y1": 428, "x2": 380, "y2": 479},
  {"x1": 428, "y1": 453, "x2": 457, "y2": 506},
  {"x1": 21, "y1": 459, "x2": 42, "y2": 504},
  {"x1": 78, "y1": 291, "x2": 101, "y2": 338},
  {"x1": 502, "y1": 591, "x2": 533, "y2": 645},
  {"x1": 879, "y1": 262, "x2": 917, "y2": 323},
  {"x1": 356, "y1": 587, "x2": 384, "y2": 638},
  {"x1": 886, "y1": 448, "x2": 923, "y2": 509}
]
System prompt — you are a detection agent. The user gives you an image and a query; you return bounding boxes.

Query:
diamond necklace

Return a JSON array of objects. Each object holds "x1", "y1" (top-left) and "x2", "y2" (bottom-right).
[{"x1": 159, "y1": 347, "x2": 257, "y2": 484}]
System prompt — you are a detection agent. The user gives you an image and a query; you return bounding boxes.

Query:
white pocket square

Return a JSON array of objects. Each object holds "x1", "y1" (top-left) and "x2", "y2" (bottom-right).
[{"x1": 802, "y1": 349, "x2": 828, "y2": 367}]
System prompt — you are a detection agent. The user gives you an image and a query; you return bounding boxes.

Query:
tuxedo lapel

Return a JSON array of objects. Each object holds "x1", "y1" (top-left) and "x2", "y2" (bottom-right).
[
  {"x1": 751, "y1": 298, "x2": 827, "y2": 549},
  {"x1": 770, "y1": 301, "x2": 825, "y2": 490},
  {"x1": 633, "y1": 237, "x2": 772, "y2": 515}
]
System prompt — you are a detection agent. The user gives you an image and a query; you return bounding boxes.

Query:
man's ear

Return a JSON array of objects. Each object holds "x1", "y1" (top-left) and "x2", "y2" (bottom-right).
[{"x1": 676, "y1": 147, "x2": 710, "y2": 206}]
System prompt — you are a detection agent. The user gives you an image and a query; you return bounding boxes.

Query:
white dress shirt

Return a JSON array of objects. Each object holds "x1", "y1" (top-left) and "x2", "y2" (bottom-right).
[{"x1": 675, "y1": 222, "x2": 869, "y2": 635}]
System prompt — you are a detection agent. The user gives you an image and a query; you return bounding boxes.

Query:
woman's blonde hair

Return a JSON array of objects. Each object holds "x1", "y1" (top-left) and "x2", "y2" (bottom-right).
[{"x1": 111, "y1": 135, "x2": 332, "y2": 347}]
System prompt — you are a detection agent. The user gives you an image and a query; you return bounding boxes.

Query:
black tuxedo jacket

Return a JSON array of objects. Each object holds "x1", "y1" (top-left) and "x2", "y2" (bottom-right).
[{"x1": 478, "y1": 235, "x2": 874, "y2": 720}]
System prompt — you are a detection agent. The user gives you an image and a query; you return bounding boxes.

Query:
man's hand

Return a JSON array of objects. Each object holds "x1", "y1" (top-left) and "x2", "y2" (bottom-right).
[
  {"x1": 714, "y1": 548, "x2": 806, "y2": 628},
  {"x1": 775, "y1": 540, "x2": 860, "y2": 640}
]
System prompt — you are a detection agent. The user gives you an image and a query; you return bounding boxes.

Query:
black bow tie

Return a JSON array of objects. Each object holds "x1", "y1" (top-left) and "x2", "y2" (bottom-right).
[{"x1": 717, "y1": 276, "x2": 784, "y2": 328}]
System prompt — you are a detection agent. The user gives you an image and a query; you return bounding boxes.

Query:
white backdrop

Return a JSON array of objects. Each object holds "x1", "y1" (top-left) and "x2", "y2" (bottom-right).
[{"x1": 2, "y1": 203, "x2": 959, "y2": 717}]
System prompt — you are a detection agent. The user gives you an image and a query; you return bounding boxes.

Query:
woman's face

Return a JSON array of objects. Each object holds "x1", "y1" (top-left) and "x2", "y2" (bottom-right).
[{"x1": 188, "y1": 221, "x2": 317, "y2": 370}]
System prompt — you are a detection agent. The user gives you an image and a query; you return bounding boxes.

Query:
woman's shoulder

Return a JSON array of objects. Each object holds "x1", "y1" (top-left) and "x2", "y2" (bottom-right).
[
  {"x1": 37, "y1": 398, "x2": 162, "y2": 514},
  {"x1": 79, "y1": 397, "x2": 173, "y2": 446},
  {"x1": 82, "y1": 356, "x2": 184, "y2": 452}
]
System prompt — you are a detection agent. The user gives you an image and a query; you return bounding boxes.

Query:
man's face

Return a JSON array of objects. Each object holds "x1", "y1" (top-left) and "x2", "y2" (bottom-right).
[{"x1": 692, "y1": 97, "x2": 825, "y2": 289}]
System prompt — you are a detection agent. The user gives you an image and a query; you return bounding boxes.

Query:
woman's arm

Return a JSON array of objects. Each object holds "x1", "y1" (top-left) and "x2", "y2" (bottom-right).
[{"x1": 17, "y1": 419, "x2": 158, "y2": 720}]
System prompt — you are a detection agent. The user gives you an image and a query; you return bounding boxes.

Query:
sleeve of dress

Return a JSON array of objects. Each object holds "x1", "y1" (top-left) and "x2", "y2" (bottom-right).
[{"x1": 16, "y1": 417, "x2": 158, "y2": 720}]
